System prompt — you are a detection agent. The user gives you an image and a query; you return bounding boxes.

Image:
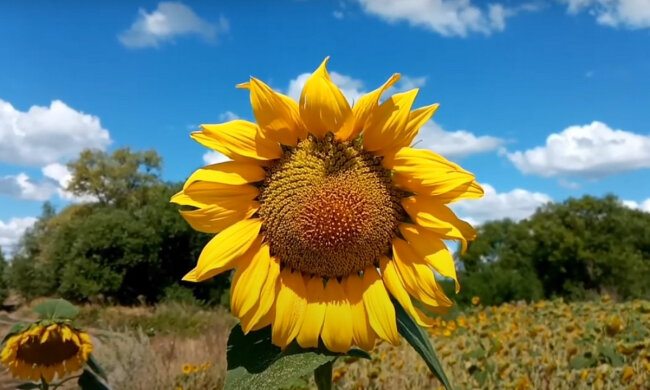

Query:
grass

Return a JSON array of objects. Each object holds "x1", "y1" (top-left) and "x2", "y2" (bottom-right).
[{"x1": 3, "y1": 298, "x2": 649, "y2": 389}]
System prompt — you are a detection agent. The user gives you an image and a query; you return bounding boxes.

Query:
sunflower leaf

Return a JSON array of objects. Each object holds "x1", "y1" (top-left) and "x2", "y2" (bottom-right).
[
  {"x1": 394, "y1": 299, "x2": 454, "y2": 390},
  {"x1": 16, "y1": 383, "x2": 40, "y2": 389},
  {"x1": 224, "y1": 323, "x2": 360, "y2": 390},
  {"x1": 2, "y1": 322, "x2": 29, "y2": 343},
  {"x1": 33, "y1": 298, "x2": 79, "y2": 320},
  {"x1": 87, "y1": 354, "x2": 108, "y2": 381}
]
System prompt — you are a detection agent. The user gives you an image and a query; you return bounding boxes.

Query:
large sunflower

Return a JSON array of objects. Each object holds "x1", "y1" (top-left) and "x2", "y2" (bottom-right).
[
  {"x1": 174, "y1": 58, "x2": 483, "y2": 353},
  {"x1": 1, "y1": 323, "x2": 93, "y2": 382}
]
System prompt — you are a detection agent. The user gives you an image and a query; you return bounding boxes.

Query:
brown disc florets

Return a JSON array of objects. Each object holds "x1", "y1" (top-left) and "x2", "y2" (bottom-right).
[{"x1": 259, "y1": 134, "x2": 405, "y2": 278}]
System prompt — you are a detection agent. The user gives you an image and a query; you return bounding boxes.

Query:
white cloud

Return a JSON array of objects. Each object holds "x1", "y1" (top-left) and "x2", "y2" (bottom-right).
[
  {"x1": 354, "y1": 0, "x2": 516, "y2": 37},
  {"x1": 42, "y1": 162, "x2": 95, "y2": 202},
  {"x1": 0, "y1": 99, "x2": 111, "y2": 167},
  {"x1": 507, "y1": 121, "x2": 650, "y2": 178},
  {"x1": 451, "y1": 183, "x2": 552, "y2": 225},
  {"x1": 0, "y1": 217, "x2": 37, "y2": 255},
  {"x1": 623, "y1": 198, "x2": 650, "y2": 213},
  {"x1": 415, "y1": 120, "x2": 504, "y2": 158},
  {"x1": 0, "y1": 173, "x2": 58, "y2": 201},
  {"x1": 119, "y1": 2, "x2": 228, "y2": 48},
  {"x1": 561, "y1": 0, "x2": 650, "y2": 29}
]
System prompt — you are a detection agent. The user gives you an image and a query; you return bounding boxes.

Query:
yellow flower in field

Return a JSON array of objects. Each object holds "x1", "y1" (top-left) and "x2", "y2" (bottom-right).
[
  {"x1": 181, "y1": 363, "x2": 192, "y2": 375},
  {"x1": 621, "y1": 366, "x2": 634, "y2": 384},
  {"x1": 192, "y1": 364, "x2": 200, "y2": 373},
  {"x1": 471, "y1": 296, "x2": 480, "y2": 305},
  {"x1": 1, "y1": 323, "x2": 92, "y2": 382},
  {"x1": 201, "y1": 361, "x2": 211, "y2": 371},
  {"x1": 174, "y1": 57, "x2": 482, "y2": 352}
]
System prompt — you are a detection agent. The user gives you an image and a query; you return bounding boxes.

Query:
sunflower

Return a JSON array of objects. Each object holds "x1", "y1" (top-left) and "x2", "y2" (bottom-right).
[
  {"x1": 1, "y1": 322, "x2": 93, "y2": 382},
  {"x1": 174, "y1": 57, "x2": 482, "y2": 352}
]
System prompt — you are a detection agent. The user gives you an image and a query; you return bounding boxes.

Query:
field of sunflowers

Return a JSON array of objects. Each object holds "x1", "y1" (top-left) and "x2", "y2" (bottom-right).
[{"x1": 329, "y1": 297, "x2": 650, "y2": 390}]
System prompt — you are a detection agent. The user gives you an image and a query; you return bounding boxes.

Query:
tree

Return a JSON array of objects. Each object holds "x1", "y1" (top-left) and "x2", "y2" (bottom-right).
[{"x1": 66, "y1": 148, "x2": 162, "y2": 206}]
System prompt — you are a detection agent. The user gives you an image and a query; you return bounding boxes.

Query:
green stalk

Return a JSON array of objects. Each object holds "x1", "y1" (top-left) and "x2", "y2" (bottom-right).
[{"x1": 314, "y1": 359, "x2": 334, "y2": 390}]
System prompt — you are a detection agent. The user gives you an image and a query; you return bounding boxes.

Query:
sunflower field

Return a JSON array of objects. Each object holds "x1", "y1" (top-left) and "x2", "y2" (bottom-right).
[{"x1": 330, "y1": 297, "x2": 650, "y2": 390}]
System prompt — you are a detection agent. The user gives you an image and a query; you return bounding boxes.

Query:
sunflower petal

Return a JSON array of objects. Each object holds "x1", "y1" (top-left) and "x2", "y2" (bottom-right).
[
  {"x1": 296, "y1": 277, "x2": 327, "y2": 349},
  {"x1": 343, "y1": 274, "x2": 377, "y2": 351},
  {"x1": 337, "y1": 74, "x2": 401, "y2": 141},
  {"x1": 272, "y1": 270, "x2": 307, "y2": 348},
  {"x1": 230, "y1": 238, "x2": 271, "y2": 318},
  {"x1": 241, "y1": 256, "x2": 281, "y2": 334},
  {"x1": 362, "y1": 267, "x2": 400, "y2": 345},
  {"x1": 300, "y1": 57, "x2": 352, "y2": 137},
  {"x1": 392, "y1": 238, "x2": 453, "y2": 308},
  {"x1": 196, "y1": 120, "x2": 283, "y2": 160},
  {"x1": 363, "y1": 89, "x2": 418, "y2": 154},
  {"x1": 248, "y1": 77, "x2": 306, "y2": 146},
  {"x1": 380, "y1": 257, "x2": 435, "y2": 327},
  {"x1": 401, "y1": 195, "x2": 477, "y2": 252},
  {"x1": 183, "y1": 161, "x2": 266, "y2": 189},
  {"x1": 180, "y1": 182, "x2": 259, "y2": 207},
  {"x1": 399, "y1": 223, "x2": 459, "y2": 292},
  {"x1": 179, "y1": 200, "x2": 259, "y2": 234},
  {"x1": 321, "y1": 279, "x2": 353, "y2": 352},
  {"x1": 182, "y1": 218, "x2": 262, "y2": 282}
]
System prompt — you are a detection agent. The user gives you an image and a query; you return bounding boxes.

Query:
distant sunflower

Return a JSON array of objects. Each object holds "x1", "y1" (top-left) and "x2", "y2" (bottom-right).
[
  {"x1": 174, "y1": 57, "x2": 483, "y2": 352},
  {"x1": 1, "y1": 323, "x2": 92, "y2": 382}
]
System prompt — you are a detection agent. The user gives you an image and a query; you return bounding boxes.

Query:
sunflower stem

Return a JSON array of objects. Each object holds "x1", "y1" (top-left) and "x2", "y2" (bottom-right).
[{"x1": 314, "y1": 359, "x2": 334, "y2": 390}]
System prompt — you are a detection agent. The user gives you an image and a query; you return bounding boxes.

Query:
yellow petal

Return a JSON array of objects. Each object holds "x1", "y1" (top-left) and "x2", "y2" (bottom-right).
[
  {"x1": 296, "y1": 277, "x2": 327, "y2": 349},
  {"x1": 181, "y1": 182, "x2": 259, "y2": 207},
  {"x1": 380, "y1": 257, "x2": 434, "y2": 327},
  {"x1": 399, "y1": 223, "x2": 459, "y2": 292},
  {"x1": 272, "y1": 269, "x2": 307, "y2": 348},
  {"x1": 401, "y1": 104, "x2": 440, "y2": 147},
  {"x1": 196, "y1": 120, "x2": 283, "y2": 160},
  {"x1": 230, "y1": 238, "x2": 271, "y2": 319},
  {"x1": 249, "y1": 77, "x2": 306, "y2": 146},
  {"x1": 183, "y1": 219, "x2": 262, "y2": 282},
  {"x1": 241, "y1": 256, "x2": 281, "y2": 334},
  {"x1": 392, "y1": 238, "x2": 452, "y2": 308},
  {"x1": 362, "y1": 267, "x2": 400, "y2": 345},
  {"x1": 343, "y1": 274, "x2": 377, "y2": 351},
  {"x1": 387, "y1": 147, "x2": 476, "y2": 197},
  {"x1": 321, "y1": 279, "x2": 353, "y2": 353},
  {"x1": 363, "y1": 89, "x2": 418, "y2": 154},
  {"x1": 401, "y1": 195, "x2": 477, "y2": 252},
  {"x1": 337, "y1": 74, "x2": 401, "y2": 141},
  {"x1": 300, "y1": 57, "x2": 352, "y2": 137},
  {"x1": 179, "y1": 199, "x2": 259, "y2": 234},
  {"x1": 433, "y1": 181, "x2": 485, "y2": 204},
  {"x1": 183, "y1": 161, "x2": 266, "y2": 189}
]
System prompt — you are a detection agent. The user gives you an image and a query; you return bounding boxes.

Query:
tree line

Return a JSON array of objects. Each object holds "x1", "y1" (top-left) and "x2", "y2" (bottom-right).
[{"x1": 1, "y1": 148, "x2": 648, "y2": 306}]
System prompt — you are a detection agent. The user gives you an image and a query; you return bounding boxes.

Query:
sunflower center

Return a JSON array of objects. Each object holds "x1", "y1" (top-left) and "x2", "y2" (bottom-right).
[
  {"x1": 259, "y1": 135, "x2": 404, "y2": 278},
  {"x1": 16, "y1": 332, "x2": 79, "y2": 366}
]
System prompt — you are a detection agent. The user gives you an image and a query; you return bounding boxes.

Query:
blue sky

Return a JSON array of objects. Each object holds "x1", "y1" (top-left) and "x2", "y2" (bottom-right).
[{"x1": 1, "y1": 0, "x2": 649, "y2": 252}]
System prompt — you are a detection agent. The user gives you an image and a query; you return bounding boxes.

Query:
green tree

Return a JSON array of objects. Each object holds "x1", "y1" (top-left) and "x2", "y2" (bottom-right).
[{"x1": 0, "y1": 249, "x2": 8, "y2": 304}]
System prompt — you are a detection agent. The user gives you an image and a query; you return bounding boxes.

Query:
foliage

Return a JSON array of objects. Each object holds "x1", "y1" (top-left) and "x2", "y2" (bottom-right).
[
  {"x1": 457, "y1": 194, "x2": 650, "y2": 305},
  {"x1": 0, "y1": 250, "x2": 8, "y2": 305},
  {"x1": 5, "y1": 148, "x2": 229, "y2": 305}
]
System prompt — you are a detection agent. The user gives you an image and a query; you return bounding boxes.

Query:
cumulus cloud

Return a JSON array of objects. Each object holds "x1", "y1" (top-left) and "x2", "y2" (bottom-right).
[
  {"x1": 415, "y1": 120, "x2": 504, "y2": 158},
  {"x1": 507, "y1": 121, "x2": 650, "y2": 178},
  {"x1": 353, "y1": 0, "x2": 518, "y2": 37},
  {"x1": 0, "y1": 217, "x2": 37, "y2": 255},
  {"x1": 0, "y1": 173, "x2": 58, "y2": 201},
  {"x1": 451, "y1": 183, "x2": 552, "y2": 225},
  {"x1": 119, "y1": 2, "x2": 229, "y2": 48},
  {"x1": 622, "y1": 198, "x2": 650, "y2": 213},
  {"x1": 561, "y1": 0, "x2": 650, "y2": 29},
  {"x1": 0, "y1": 99, "x2": 111, "y2": 167}
]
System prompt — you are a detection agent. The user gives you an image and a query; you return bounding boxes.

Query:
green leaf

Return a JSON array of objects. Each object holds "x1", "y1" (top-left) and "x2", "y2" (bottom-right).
[
  {"x1": 568, "y1": 355, "x2": 597, "y2": 369},
  {"x1": 78, "y1": 369, "x2": 111, "y2": 390},
  {"x1": 473, "y1": 369, "x2": 488, "y2": 386},
  {"x1": 314, "y1": 360, "x2": 333, "y2": 390},
  {"x1": 464, "y1": 348, "x2": 487, "y2": 360},
  {"x1": 224, "y1": 324, "x2": 353, "y2": 390},
  {"x1": 598, "y1": 344, "x2": 624, "y2": 367},
  {"x1": 33, "y1": 299, "x2": 79, "y2": 320},
  {"x1": 394, "y1": 299, "x2": 453, "y2": 390},
  {"x1": 16, "y1": 383, "x2": 40, "y2": 389},
  {"x1": 86, "y1": 354, "x2": 108, "y2": 380},
  {"x1": 2, "y1": 322, "x2": 29, "y2": 343}
]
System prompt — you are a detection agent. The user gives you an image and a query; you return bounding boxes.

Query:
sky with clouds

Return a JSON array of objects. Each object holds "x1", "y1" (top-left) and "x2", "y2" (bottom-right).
[{"x1": 1, "y1": 0, "x2": 649, "y2": 253}]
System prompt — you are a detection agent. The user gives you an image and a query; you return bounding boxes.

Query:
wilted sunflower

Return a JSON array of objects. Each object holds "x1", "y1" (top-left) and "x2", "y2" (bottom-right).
[
  {"x1": 174, "y1": 58, "x2": 482, "y2": 352},
  {"x1": 1, "y1": 323, "x2": 92, "y2": 382}
]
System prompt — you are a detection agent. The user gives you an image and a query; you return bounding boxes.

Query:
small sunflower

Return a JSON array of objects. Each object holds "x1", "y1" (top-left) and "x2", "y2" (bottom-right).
[
  {"x1": 1, "y1": 322, "x2": 92, "y2": 382},
  {"x1": 174, "y1": 57, "x2": 483, "y2": 352},
  {"x1": 181, "y1": 363, "x2": 193, "y2": 375}
]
